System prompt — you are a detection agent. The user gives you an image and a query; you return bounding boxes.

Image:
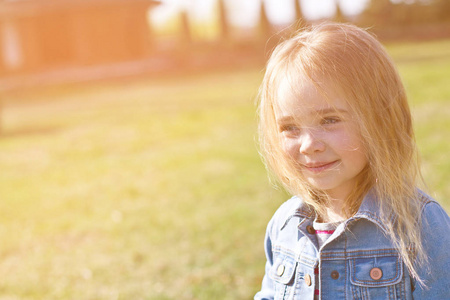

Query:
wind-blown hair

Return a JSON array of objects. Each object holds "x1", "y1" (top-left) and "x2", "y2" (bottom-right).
[{"x1": 258, "y1": 22, "x2": 426, "y2": 283}]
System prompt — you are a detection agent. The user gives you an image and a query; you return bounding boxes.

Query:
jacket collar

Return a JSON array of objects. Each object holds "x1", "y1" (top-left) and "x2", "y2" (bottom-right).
[
  {"x1": 349, "y1": 189, "x2": 391, "y2": 234},
  {"x1": 281, "y1": 189, "x2": 392, "y2": 234}
]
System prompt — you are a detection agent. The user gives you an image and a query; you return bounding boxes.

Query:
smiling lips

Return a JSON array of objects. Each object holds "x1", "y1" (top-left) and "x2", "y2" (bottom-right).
[{"x1": 302, "y1": 161, "x2": 339, "y2": 173}]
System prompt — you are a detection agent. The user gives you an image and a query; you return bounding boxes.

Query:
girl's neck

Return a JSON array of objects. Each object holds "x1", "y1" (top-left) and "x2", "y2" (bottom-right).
[
  {"x1": 319, "y1": 207, "x2": 347, "y2": 223},
  {"x1": 318, "y1": 195, "x2": 347, "y2": 223},
  {"x1": 319, "y1": 182, "x2": 356, "y2": 222}
]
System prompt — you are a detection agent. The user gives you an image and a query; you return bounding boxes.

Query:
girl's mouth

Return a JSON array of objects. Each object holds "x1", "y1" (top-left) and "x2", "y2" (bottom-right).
[{"x1": 302, "y1": 161, "x2": 339, "y2": 174}]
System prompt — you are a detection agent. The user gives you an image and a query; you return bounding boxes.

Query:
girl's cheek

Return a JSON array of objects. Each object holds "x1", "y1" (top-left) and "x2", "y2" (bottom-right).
[
  {"x1": 328, "y1": 127, "x2": 361, "y2": 152},
  {"x1": 334, "y1": 125, "x2": 364, "y2": 152},
  {"x1": 281, "y1": 137, "x2": 299, "y2": 158}
]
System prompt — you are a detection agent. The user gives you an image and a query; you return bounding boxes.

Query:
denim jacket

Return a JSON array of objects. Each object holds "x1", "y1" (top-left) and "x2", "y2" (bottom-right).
[{"x1": 254, "y1": 190, "x2": 450, "y2": 300}]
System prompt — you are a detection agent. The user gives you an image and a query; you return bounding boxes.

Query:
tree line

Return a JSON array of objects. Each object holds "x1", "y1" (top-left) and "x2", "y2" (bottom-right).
[
  {"x1": 361, "y1": 0, "x2": 450, "y2": 27},
  {"x1": 178, "y1": 0, "x2": 450, "y2": 43}
]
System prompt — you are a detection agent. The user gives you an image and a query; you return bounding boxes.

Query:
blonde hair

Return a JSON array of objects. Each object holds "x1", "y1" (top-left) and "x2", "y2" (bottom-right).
[{"x1": 258, "y1": 22, "x2": 426, "y2": 283}]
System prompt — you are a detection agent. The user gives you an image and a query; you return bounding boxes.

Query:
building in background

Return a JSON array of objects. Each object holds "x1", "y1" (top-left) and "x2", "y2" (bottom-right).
[{"x1": 0, "y1": 0, "x2": 160, "y2": 77}]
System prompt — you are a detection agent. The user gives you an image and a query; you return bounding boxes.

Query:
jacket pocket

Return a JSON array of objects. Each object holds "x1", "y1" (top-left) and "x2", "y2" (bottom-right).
[
  {"x1": 349, "y1": 255, "x2": 406, "y2": 300},
  {"x1": 269, "y1": 249, "x2": 297, "y2": 299}
]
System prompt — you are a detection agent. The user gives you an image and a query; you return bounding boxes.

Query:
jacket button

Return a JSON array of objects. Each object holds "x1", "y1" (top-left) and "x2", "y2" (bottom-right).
[
  {"x1": 370, "y1": 267, "x2": 383, "y2": 280},
  {"x1": 305, "y1": 274, "x2": 312, "y2": 286},
  {"x1": 277, "y1": 264, "x2": 285, "y2": 276},
  {"x1": 331, "y1": 270, "x2": 339, "y2": 280},
  {"x1": 306, "y1": 225, "x2": 316, "y2": 234}
]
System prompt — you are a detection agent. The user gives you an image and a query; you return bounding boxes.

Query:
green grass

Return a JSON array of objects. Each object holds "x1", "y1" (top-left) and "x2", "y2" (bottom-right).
[
  {"x1": 387, "y1": 39, "x2": 450, "y2": 202},
  {"x1": 1, "y1": 38, "x2": 449, "y2": 299}
]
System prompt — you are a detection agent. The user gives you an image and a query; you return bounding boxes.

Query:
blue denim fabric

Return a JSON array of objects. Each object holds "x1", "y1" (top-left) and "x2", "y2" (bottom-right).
[{"x1": 254, "y1": 190, "x2": 450, "y2": 300}]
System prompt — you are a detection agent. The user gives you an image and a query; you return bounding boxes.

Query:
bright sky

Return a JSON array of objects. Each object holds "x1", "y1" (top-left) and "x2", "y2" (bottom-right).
[{"x1": 150, "y1": 0, "x2": 370, "y2": 28}]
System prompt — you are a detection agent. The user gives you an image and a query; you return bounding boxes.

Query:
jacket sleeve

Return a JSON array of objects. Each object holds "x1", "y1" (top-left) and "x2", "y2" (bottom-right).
[
  {"x1": 412, "y1": 201, "x2": 450, "y2": 299},
  {"x1": 254, "y1": 216, "x2": 275, "y2": 300}
]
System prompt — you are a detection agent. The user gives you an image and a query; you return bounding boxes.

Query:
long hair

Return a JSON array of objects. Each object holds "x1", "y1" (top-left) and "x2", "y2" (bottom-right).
[{"x1": 258, "y1": 22, "x2": 426, "y2": 283}]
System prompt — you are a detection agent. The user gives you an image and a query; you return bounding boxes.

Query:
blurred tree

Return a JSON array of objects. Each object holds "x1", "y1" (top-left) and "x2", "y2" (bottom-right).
[
  {"x1": 180, "y1": 9, "x2": 191, "y2": 45},
  {"x1": 258, "y1": 0, "x2": 272, "y2": 40},
  {"x1": 294, "y1": 0, "x2": 304, "y2": 30},
  {"x1": 359, "y1": 0, "x2": 394, "y2": 27},
  {"x1": 218, "y1": 0, "x2": 230, "y2": 42},
  {"x1": 334, "y1": 0, "x2": 346, "y2": 23}
]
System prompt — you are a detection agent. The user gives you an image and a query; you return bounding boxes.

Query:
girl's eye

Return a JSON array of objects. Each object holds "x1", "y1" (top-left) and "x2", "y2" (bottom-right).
[
  {"x1": 321, "y1": 117, "x2": 341, "y2": 125},
  {"x1": 280, "y1": 124, "x2": 300, "y2": 134}
]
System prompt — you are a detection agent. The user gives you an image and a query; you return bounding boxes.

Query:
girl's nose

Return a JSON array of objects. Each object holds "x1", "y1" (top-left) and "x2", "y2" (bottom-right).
[{"x1": 299, "y1": 131, "x2": 325, "y2": 155}]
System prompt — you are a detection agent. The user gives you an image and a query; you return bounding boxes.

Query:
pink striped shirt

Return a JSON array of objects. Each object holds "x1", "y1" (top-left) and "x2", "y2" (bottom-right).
[{"x1": 312, "y1": 220, "x2": 342, "y2": 299}]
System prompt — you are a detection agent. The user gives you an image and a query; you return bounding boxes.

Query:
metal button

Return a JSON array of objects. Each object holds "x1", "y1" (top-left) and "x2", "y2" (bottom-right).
[
  {"x1": 370, "y1": 267, "x2": 383, "y2": 280},
  {"x1": 305, "y1": 274, "x2": 312, "y2": 286},
  {"x1": 331, "y1": 270, "x2": 339, "y2": 280},
  {"x1": 306, "y1": 225, "x2": 316, "y2": 234},
  {"x1": 277, "y1": 264, "x2": 285, "y2": 276}
]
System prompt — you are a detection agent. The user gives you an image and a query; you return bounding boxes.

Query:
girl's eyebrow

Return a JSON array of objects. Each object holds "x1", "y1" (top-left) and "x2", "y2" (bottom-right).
[
  {"x1": 315, "y1": 107, "x2": 349, "y2": 115},
  {"x1": 276, "y1": 116, "x2": 295, "y2": 123},
  {"x1": 276, "y1": 108, "x2": 348, "y2": 123}
]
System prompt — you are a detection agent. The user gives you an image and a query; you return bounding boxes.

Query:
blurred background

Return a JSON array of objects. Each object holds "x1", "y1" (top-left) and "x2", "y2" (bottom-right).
[{"x1": 0, "y1": 0, "x2": 449, "y2": 299}]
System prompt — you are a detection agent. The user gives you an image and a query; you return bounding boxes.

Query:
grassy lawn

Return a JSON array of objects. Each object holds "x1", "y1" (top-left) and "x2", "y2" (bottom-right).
[{"x1": 0, "y1": 38, "x2": 449, "y2": 299}]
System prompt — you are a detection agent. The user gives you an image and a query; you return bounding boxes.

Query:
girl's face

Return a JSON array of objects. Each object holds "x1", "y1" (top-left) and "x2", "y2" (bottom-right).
[{"x1": 274, "y1": 77, "x2": 368, "y2": 201}]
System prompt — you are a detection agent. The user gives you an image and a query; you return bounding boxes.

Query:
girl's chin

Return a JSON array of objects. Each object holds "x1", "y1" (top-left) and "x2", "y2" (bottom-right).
[{"x1": 306, "y1": 178, "x2": 342, "y2": 194}]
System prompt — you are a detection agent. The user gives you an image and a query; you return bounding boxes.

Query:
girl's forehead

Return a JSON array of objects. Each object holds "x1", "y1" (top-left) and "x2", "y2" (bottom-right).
[{"x1": 274, "y1": 76, "x2": 349, "y2": 119}]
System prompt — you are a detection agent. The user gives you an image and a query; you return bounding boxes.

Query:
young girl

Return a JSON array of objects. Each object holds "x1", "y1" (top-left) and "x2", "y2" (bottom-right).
[{"x1": 254, "y1": 23, "x2": 450, "y2": 300}]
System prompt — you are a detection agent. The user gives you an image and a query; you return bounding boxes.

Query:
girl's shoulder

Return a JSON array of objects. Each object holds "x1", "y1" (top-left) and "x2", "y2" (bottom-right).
[
  {"x1": 417, "y1": 190, "x2": 450, "y2": 227},
  {"x1": 267, "y1": 196, "x2": 313, "y2": 233},
  {"x1": 273, "y1": 196, "x2": 303, "y2": 216}
]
